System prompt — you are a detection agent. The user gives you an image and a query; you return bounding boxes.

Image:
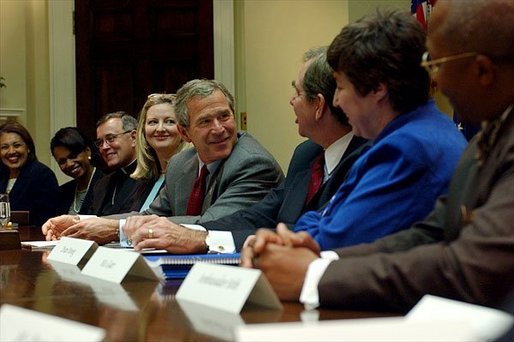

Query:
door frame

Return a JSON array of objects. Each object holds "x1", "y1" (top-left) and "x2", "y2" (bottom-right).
[
  {"x1": 48, "y1": 0, "x2": 235, "y2": 135},
  {"x1": 48, "y1": 0, "x2": 234, "y2": 177}
]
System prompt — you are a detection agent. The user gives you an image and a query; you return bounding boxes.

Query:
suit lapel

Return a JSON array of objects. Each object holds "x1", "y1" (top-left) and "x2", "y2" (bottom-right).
[{"x1": 284, "y1": 168, "x2": 312, "y2": 213}]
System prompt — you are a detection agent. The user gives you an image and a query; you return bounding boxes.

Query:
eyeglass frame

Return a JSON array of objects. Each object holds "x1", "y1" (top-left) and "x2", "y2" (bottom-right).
[
  {"x1": 291, "y1": 80, "x2": 306, "y2": 100},
  {"x1": 94, "y1": 130, "x2": 133, "y2": 148},
  {"x1": 420, "y1": 51, "x2": 478, "y2": 74}
]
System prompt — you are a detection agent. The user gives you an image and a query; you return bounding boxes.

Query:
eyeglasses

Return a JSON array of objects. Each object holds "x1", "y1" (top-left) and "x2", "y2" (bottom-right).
[
  {"x1": 421, "y1": 51, "x2": 477, "y2": 75},
  {"x1": 291, "y1": 81, "x2": 305, "y2": 100},
  {"x1": 95, "y1": 130, "x2": 132, "y2": 148}
]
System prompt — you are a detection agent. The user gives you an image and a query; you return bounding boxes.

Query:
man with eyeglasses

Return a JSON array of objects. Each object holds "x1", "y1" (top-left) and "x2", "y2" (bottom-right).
[
  {"x1": 242, "y1": 0, "x2": 514, "y2": 313},
  {"x1": 85, "y1": 111, "x2": 148, "y2": 215}
]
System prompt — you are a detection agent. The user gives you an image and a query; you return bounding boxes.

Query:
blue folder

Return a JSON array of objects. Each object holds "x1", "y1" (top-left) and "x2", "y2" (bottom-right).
[{"x1": 144, "y1": 253, "x2": 241, "y2": 279}]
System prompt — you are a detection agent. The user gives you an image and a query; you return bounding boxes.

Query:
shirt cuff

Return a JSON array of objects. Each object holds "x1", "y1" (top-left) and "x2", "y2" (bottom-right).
[
  {"x1": 181, "y1": 224, "x2": 236, "y2": 254},
  {"x1": 299, "y1": 253, "x2": 339, "y2": 310},
  {"x1": 119, "y1": 219, "x2": 131, "y2": 247},
  {"x1": 78, "y1": 215, "x2": 97, "y2": 220}
]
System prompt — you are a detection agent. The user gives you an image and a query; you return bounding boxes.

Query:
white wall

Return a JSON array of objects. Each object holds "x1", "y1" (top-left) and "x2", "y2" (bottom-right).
[
  {"x1": 236, "y1": 0, "x2": 349, "y2": 171},
  {"x1": 1, "y1": 0, "x2": 452, "y2": 178},
  {"x1": 0, "y1": 0, "x2": 27, "y2": 123}
]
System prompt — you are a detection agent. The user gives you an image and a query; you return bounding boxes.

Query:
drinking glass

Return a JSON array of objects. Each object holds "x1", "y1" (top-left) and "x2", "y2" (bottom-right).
[{"x1": 0, "y1": 193, "x2": 11, "y2": 230}]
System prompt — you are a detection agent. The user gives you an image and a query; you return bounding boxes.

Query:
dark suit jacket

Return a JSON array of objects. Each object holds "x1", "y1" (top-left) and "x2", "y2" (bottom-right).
[
  {"x1": 0, "y1": 159, "x2": 60, "y2": 227},
  {"x1": 58, "y1": 168, "x2": 105, "y2": 214},
  {"x1": 318, "y1": 107, "x2": 514, "y2": 313},
  {"x1": 203, "y1": 137, "x2": 367, "y2": 249},
  {"x1": 86, "y1": 161, "x2": 151, "y2": 215},
  {"x1": 146, "y1": 132, "x2": 284, "y2": 224}
]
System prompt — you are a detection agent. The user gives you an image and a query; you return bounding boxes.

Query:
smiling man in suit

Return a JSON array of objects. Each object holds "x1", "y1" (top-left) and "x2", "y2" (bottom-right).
[
  {"x1": 43, "y1": 79, "x2": 284, "y2": 250},
  {"x1": 188, "y1": 47, "x2": 366, "y2": 250}
]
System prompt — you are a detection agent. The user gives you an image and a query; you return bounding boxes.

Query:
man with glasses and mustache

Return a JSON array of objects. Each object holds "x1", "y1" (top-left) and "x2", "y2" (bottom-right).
[{"x1": 242, "y1": 0, "x2": 514, "y2": 313}]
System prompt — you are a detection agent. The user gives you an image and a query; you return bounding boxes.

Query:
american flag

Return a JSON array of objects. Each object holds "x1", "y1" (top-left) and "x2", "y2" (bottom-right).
[{"x1": 411, "y1": 0, "x2": 437, "y2": 30}]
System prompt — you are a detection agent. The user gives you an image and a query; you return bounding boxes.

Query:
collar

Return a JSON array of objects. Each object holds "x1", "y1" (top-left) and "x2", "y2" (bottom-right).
[
  {"x1": 196, "y1": 157, "x2": 222, "y2": 177},
  {"x1": 119, "y1": 159, "x2": 137, "y2": 175},
  {"x1": 324, "y1": 132, "x2": 354, "y2": 176}
]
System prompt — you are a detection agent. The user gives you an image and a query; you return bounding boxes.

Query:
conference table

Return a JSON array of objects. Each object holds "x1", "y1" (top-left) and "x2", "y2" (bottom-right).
[{"x1": 0, "y1": 228, "x2": 399, "y2": 341}]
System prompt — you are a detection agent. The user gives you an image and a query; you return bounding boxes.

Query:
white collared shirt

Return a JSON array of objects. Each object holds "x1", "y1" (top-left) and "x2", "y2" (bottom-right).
[{"x1": 323, "y1": 132, "x2": 354, "y2": 181}]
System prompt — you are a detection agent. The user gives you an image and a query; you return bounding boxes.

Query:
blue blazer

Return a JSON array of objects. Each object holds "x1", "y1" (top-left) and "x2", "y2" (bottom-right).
[
  {"x1": 294, "y1": 100, "x2": 467, "y2": 250},
  {"x1": 0, "y1": 159, "x2": 60, "y2": 227},
  {"x1": 202, "y1": 136, "x2": 368, "y2": 249}
]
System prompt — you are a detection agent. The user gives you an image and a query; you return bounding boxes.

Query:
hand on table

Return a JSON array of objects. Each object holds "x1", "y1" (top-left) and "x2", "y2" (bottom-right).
[
  {"x1": 42, "y1": 215, "x2": 79, "y2": 241},
  {"x1": 127, "y1": 216, "x2": 207, "y2": 254},
  {"x1": 61, "y1": 217, "x2": 119, "y2": 245}
]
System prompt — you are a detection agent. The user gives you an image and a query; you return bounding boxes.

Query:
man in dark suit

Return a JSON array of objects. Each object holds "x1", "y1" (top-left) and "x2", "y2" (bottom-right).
[
  {"x1": 242, "y1": 0, "x2": 514, "y2": 313},
  {"x1": 197, "y1": 47, "x2": 366, "y2": 249}
]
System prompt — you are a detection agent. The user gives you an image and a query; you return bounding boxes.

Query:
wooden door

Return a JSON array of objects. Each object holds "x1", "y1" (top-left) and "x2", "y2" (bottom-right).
[{"x1": 74, "y1": 0, "x2": 214, "y2": 139}]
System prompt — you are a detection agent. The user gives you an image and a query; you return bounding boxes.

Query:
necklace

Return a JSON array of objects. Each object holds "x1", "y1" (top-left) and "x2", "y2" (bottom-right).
[{"x1": 71, "y1": 168, "x2": 96, "y2": 214}]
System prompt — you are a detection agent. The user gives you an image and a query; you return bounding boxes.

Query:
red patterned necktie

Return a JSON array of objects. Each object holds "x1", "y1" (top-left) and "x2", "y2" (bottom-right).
[
  {"x1": 186, "y1": 165, "x2": 209, "y2": 215},
  {"x1": 305, "y1": 153, "x2": 324, "y2": 205}
]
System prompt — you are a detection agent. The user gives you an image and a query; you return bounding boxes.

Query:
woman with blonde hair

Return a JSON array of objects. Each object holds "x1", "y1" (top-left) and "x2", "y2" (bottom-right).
[{"x1": 132, "y1": 93, "x2": 189, "y2": 211}]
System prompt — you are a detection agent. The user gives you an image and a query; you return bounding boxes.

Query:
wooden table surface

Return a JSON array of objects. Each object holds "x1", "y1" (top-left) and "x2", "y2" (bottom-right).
[{"x1": 0, "y1": 248, "x2": 398, "y2": 341}]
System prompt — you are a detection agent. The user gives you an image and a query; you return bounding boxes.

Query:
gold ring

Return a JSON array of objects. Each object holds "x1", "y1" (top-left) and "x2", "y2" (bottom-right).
[{"x1": 148, "y1": 229, "x2": 153, "y2": 239}]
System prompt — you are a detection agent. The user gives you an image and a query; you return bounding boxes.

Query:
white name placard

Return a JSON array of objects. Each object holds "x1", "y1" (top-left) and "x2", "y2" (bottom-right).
[
  {"x1": 0, "y1": 304, "x2": 105, "y2": 341},
  {"x1": 176, "y1": 263, "x2": 282, "y2": 314},
  {"x1": 406, "y1": 294, "x2": 514, "y2": 341},
  {"x1": 47, "y1": 237, "x2": 98, "y2": 266},
  {"x1": 81, "y1": 247, "x2": 160, "y2": 283}
]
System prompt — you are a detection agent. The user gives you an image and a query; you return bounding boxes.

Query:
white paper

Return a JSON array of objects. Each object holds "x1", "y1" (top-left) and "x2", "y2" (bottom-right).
[
  {"x1": 0, "y1": 304, "x2": 105, "y2": 341},
  {"x1": 21, "y1": 240, "x2": 58, "y2": 249},
  {"x1": 406, "y1": 294, "x2": 514, "y2": 341}
]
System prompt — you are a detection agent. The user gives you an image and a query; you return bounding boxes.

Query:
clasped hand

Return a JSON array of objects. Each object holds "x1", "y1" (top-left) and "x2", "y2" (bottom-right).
[{"x1": 240, "y1": 223, "x2": 321, "y2": 301}]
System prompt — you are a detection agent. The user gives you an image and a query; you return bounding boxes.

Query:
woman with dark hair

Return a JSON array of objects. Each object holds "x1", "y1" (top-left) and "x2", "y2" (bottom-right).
[
  {"x1": 51, "y1": 127, "x2": 105, "y2": 215},
  {"x1": 0, "y1": 121, "x2": 60, "y2": 227}
]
